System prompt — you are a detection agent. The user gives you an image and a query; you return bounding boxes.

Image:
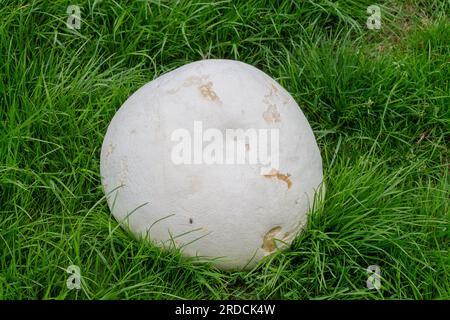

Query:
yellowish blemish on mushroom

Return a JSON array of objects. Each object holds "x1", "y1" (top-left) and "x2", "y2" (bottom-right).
[
  {"x1": 270, "y1": 83, "x2": 278, "y2": 96},
  {"x1": 171, "y1": 75, "x2": 222, "y2": 103},
  {"x1": 184, "y1": 75, "x2": 209, "y2": 87},
  {"x1": 199, "y1": 81, "x2": 220, "y2": 102},
  {"x1": 262, "y1": 226, "x2": 282, "y2": 252},
  {"x1": 262, "y1": 104, "x2": 280, "y2": 123},
  {"x1": 166, "y1": 75, "x2": 210, "y2": 94},
  {"x1": 263, "y1": 169, "x2": 292, "y2": 189},
  {"x1": 106, "y1": 143, "x2": 115, "y2": 157},
  {"x1": 119, "y1": 158, "x2": 128, "y2": 185},
  {"x1": 265, "y1": 83, "x2": 279, "y2": 98}
]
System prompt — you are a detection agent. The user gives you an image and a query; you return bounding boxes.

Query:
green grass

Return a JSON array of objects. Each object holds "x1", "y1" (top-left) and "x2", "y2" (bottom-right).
[{"x1": 1, "y1": 0, "x2": 449, "y2": 299}]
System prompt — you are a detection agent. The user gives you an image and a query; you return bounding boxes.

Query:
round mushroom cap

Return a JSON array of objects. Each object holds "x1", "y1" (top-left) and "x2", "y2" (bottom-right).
[{"x1": 100, "y1": 59, "x2": 324, "y2": 270}]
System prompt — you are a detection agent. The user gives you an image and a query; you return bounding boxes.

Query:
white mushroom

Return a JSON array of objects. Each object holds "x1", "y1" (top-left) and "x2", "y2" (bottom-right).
[{"x1": 100, "y1": 59, "x2": 324, "y2": 270}]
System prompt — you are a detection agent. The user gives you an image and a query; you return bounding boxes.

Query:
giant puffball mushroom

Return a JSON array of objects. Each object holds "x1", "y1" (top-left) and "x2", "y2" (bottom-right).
[{"x1": 100, "y1": 59, "x2": 324, "y2": 270}]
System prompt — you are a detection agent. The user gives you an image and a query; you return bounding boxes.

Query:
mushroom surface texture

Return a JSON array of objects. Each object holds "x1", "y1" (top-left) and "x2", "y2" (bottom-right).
[{"x1": 100, "y1": 59, "x2": 324, "y2": 270}]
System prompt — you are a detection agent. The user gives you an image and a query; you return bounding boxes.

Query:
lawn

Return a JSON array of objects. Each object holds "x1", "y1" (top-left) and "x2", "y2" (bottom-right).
[{"x1": 0, "y1": 0, "x2": 449, "y2": 299}]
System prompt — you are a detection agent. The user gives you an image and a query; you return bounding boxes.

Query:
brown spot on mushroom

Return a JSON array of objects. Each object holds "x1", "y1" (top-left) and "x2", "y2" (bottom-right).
[
  {"x1": 245, "y1": 143, "x2": 250, "y2": 151},
  {"x1": 276, "y1": 173, "x2": 293, "y2": 189},
  {"x1": 262, "y1": 226, "x2": 282, "y2": 252},
  {"x1": 199, "y1": 81, "x2": 220, "y2": 102},
  {"x1": 263, "y1": 169, "x2": 292, "y2": 189},
  {"x1": 262, "y1": 104, "x2": 280, "y2": 123}
]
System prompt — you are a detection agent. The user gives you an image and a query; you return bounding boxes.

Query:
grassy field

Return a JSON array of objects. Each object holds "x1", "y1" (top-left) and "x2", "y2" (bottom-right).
[{"x1": 1, "y1": 0, "x2": 449, "y2": 299}]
